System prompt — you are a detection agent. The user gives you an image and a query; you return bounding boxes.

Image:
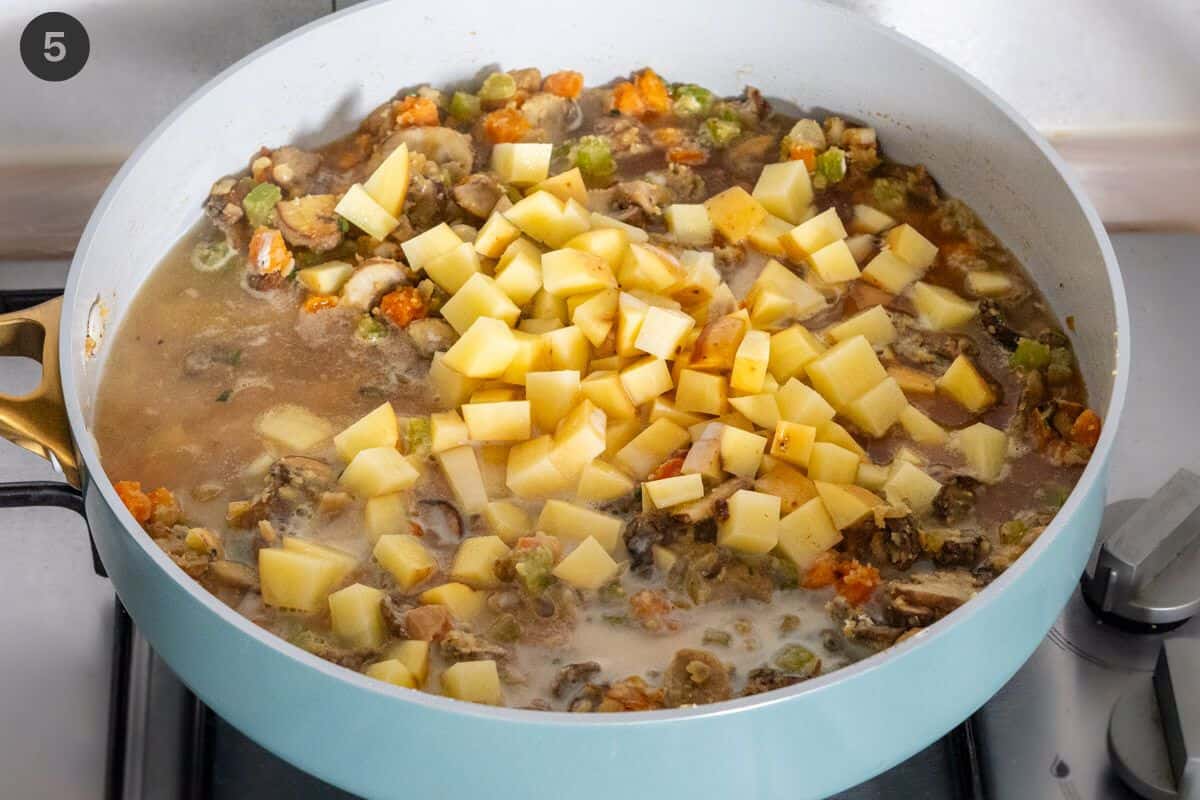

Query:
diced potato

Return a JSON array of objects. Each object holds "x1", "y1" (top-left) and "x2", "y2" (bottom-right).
[
  {"x1": 605, "y1": 417, "x2": 644, "y2": 457},
  {"x1": 532, "y1": 166, "x2": 588, "y2": 205},
  {"x1": 373, "y1": 534, "x2": 437, "y2": 590},
  {"x1": 401, "y1": 222, "x2": 462, "y2": 272},
  {"x1": 519, "y1": 318, "x2": 562, "y2": 335},
  {"x1": 566, "y1": 228, "x2": 630, "y2": 270},
  {"x1": 492, "y1": 142, "x2": 553, "y2": 186},
  {"x1": 649, "y1": 396, "x2": 707, "y2": 429},
  {"x1": 814, "y1": 482, "x2": 883, "y2": 529},
  {"x1": 544, "y1": 325, "x2": 590, "y2": 372},
  {"x1": 589, "y1": 211, "x2": 650, "y2": 242},
  {"x1": 704, "y1": 186, "x2": 768, "y2": 243},
  {"x1": 570, "y1": 288, "x2": 620, "y2": 347},
  {"x1": 435, "y1": 445, "x2": 489, "y2": 512},
  {"x1": 770, "y1": 421, "x2": 818, "y2": 468},
  {"x1": 259, "y1": 549, "x2": 347, "y2": 612},
  {"x1": 690, "y1": 314, "x2": 747, "y2": 371},
  {"x1": 449, "y1": 535, "x2": 510, "y2": 588},
  {"x1": 769, "y1": 325, "x2": 827, "y2": 382},
  {"x1": 504, "y1": 191, "x2": 584, "y2": 248},
  {"x1": 619, "y1": 244, "x2": 685, "y2": 293},
  {"x1": 747, "y1": 259, "x2": 826, "y2": 321},
  {"x1": 581, "y1": 370, "x2": 637, "y2": 420},
  {"x1": 964, "y1": 271, "x2": 1015, "y2": 297},
  {"x1": 861, "y1": 249, "x2": 924, "y2": 294},
  {"x1": 541, "y1": 248, "x2": 617, "y2": 297},
  {"x1": 481, "y1": 446, "x2": 512, "y2": 501},
  {"x1": 672, "y1": 250, "x2": 722, "y2": 311},
  {"x1": 780, "y1": 207, "x2": 846, "y2": 261},
  {"x1": 461, "y1": 401, "x2": 531, "y2": 442},
  {"x1": 855, "y1": 462, "x2": 891, "y2": 492},
  {"x1": 730, "y1": 329, "x2": 770, "y2": 394},
  {"x1": 442, "y1": 317, "x2": 519, "y2": 379},
  {"x1": 333, "y1": 402, "x2": 398, "y2": 462},
  {"x1": 341, "y1": 447, "x2": 420, "y2": 498},
  {"x1": 620, "y1": 357, "x2": 673, "y2": 406},
  {"x1": 845, "y1": 233, "x2": 876, "y2": 264},
  {"x1": 717, "y1": 489, "x2": 781, "y2": 554},
  {"x1": 364, "y1": 491, "x2": 410, "y2": 543},
  {"x1": 808, "y1": 240, "x2": 861, "y2": 283},
  {"x1": 728, "y1": 393, "x2": 780, "y2": 430},
  {"x1": 424, "y1": 241, "x2": 482, "y2": 294},
  {"x1": 440, "y1": 273, "x2": 521, "y2": 334},
  {"x1": 957, "y1": 422, "x2": 1008, "y2": 481},
  {"x1": 805, "y1": 335, "x2": 888, "y2": 410},
  {"x1": 615, "y1": 419, "x2": 690, "y2": 480},
  {"x1": 681, "y1": 435, "x2": 723, "y2": 483},
  {"x1": 719, "y1": 425, "x2": 769, "y2": 478},
  {"x1": 817, "y1": 420, "x2": 867, "y2": 459},
  {"x1": 577, "y1": 459, "x2": 637, "y2": 502},
  {"x1": 849, "y1": 204, "x2": 896, "y2": 235},
  {"x1": 419, "y1": 582, "x2": 485, "y2": 620},
  {"x1": 362, "y1": 142, "x2": 411, "y2": 216},
  {"x1": 429, "y1": 353, "x2": 482, "y2": 409},
  {"x1": 752, "y1": 161, "x2": 814, "y2": 224},
  {"x1": 910, "y1": 282, "x2": 978, "y2": 331},
  {"x1": 335, "y1": 183, "x2": 399, "y2": 241},
  {"x1": 588, "y1": 355, "x2": 625, "y2": 372},
  {"x1": 753, "y1": 459, "x2": 817, "y2": 514},
  {"x1": 885, "y1": 224, "x2": 938, "y2": 269},
  {"x1": 506, "y1": 435, "x2": 570, "y2": 498},
  {"x1": 281, "y1": 537, "x2": 359, "y2": 574},
  {"x1": 492, "y1": 239, "x2": 542, "y2": 305},
  {"x1": 635, "y1": 306, "x2": 695, "y2": 360},
  {"x1": 807, "y1": 442, "x2": 861, "y2": 484},
  {"x1": 537, "y1": 499, "x2": 624, "y2": 551},
  {"x1": 892, "y1": 446, "x2": 926, "y2": 467},
  {"x1": 385, "y1": 640, "x2": 430, "y2": 685},
  {"x1": 550, "y1": 398, "x2": 607, "y2": 479},
  {"x1": 776, "y1": 497, "x2": 842, "y2": 570},
  {"x1": 652, "y1": 545, "x2": 678, "y2": 573},
  {"x1": 474, "y1": 211, "x2": 522, "y2": 259},
  {"x1": 644, "y1": 473, "x2": 705, "y2": 508},
  {"x1": 747, "y1": 289, "x2": 795, "y2": 331},
  {"x1": 883, "y1": 462, "x2": 942, "y2": 514},
  {"x1": 898, "y1": 405, "x2": 948, "y2": 445},
  {"x1": 828, "y1": 305, "x2": 897, "y2": 348},
  {"x1": 255, "y1": 405, "x2": 333, "y2": 452},
  {"x1": 469, "y1": 387, "x2": 522, "y2": 404},
  {"x1": 665, "y1": 204, "x2": 714, "y2": 246},
  {"x1": 366, "y1": 659, "x2": 418, "y2": 689},
  {"x1": 498, "y1": 331, "x2": 552, "y2": 386},
  {"x1": 843, "y1": 377, "x2": 908, "y2": 438},
  {"x1": 328, "y1": 583, "x2": 387, "y2": 649},
  {"x1": 937, "y1": 354, "x2": 996, "y2": 413},
  {"x1": 525, "y1": 370, "x2": 582, "y2": 432},
  {"x1": 297, "y1": 261, "x2": 354, "y2": 295},
  {"x1": 675, "y1": 369, "x2": 728, "y2": 416},
  {"x1": 746, "y1": 214, "x2": 793, "y2": 258},
  {"x1": 888, "y1": 365, "x2": 937, "y2": 395},
  {"x1": 552, "y1": 536, "x2": 619, "y2": 589},
  {"x1": 775, "y1": 379, "x2": 836, "y2": 428},
  {"x1": 441, "y1": 660, "x2": 503, "y2": 704},
  {"x1": 481, "y1": 500, "x2": 531, "y2": 544}
]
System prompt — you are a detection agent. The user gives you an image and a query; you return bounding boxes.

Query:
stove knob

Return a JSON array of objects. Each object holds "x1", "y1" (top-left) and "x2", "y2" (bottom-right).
[
  {"x1": 1081, "y1": 469, "x2": 1200, "y2": 631},
  {"x1": 1109, "y1": 639, "x2": 1200, "y2": 800}
]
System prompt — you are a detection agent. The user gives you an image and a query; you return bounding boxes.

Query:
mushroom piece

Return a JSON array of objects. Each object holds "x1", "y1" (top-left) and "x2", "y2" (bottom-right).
[
  {"x1": 386, "y1": 126, "x2": 475, "y2": 179},
  {"x1": 339, "y1": 259, "x2": 409, "y2": 310},
  {"x1": 275, "y1": 194, "x2": 342, "y2": 252}
]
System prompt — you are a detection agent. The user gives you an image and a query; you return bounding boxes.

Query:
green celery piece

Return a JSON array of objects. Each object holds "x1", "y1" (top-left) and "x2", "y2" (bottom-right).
[
  {"x1": 1047, "y1": 347, "x2": 1074, "y2": 385},
  {"x1": 478, "y1": 73, "x2": 516, "y2": 103},
  {"x1": 190, "y1": 238, "x2": 235, "y2": 272},
  {"x1": 772, "y1": 643, "x2": 818, "y2": 675},
  {"x1": 404, "y1": 417, "x2": 432, "y2": 458},
  {"x1": 671, "y1": 84, "x2": 714, "y2": 116},
  {"x1": 999, "y1": 519, "x2": 1028, "y2": 545},
  {"x1": 355, "y1": 315, "x2": 387, "y2": 342},
  {"x1": 700, "y1": 117, "x2": 741, "y2": 147},
  {"x1": 514, "y1": 544, "x2": 556, "y2": 596},
  {"x1": 815, "y1": 147, "x2": 847, "y2": 184},
  {"x1": 872, "y1": 177, "x2": 907, "y2": 213},
  {"x1": 448, "y1": 91, "x2": 482, "y2": 121},
  {"x1": 573, "y1": 135, "x2": 615, "y2": 179},
  {"x1": 242, "y1": 182, "x2": 282, "y2": 228},
  {"x1": 1010, "y1": 338, "x2": 1051, "y2": 371}
]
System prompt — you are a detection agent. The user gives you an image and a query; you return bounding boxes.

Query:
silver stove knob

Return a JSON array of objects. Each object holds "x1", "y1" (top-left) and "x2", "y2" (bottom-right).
[{"x1": 1081, "y1": 469, "x2": 1200, "y2": 631}]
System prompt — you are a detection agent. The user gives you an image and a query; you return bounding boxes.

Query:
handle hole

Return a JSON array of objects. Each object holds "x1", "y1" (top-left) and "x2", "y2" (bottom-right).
[
  {"x1": 0, "y1": 319, "x2": 46, "y2": 396},
  {"x1": 0, "y1": 355, "x2": 44, "y2": 397}
]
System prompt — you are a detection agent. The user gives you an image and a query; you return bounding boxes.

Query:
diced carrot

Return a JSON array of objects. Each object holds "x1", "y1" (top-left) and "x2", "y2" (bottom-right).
[
  {"x1": 543, "y1": 70, "x2": 584, "y2": 99},
  {"x1": 483, "y1": 108, "x2": 530, "y2": 144},
  {"x1": 147, "y1": 487, "x2": 175, "y2": 510},
  {"x1": 836, "y1": 560, "x2": 881, "y2": 605},
  {"x1": 634, "y1": 69, "x2": 670, "y2": 115},
  {"x1": 115, "y1": 481, "x2": 152, "y2": 524},
  {"x1": 1070, "y1": 408, "x2": 1102, "y2": 450},
  {"x1": 648, "y1": 455, "x2": 686, "y2": 481},
  {"x1": 651, "y1": 127, "x2": 685, "y2": 148},
  {"x1": 787, "y1": 143, "x2": 817, "y2": 171},
  {"x1": 611, "y1": 82, "x2": 646, "y2": 117},
  {"x1": 302, "y1": 294, "x2": 338, "y2": 313},
  {"x1": 247, "y1": 227, "x2": 293, "y2": 277},
  {"x1": 666, "y1": 146, "x2": 709, "y2": 166},
  {"x1": 395, "y1": 95, "x2": 440, "y2": 127},
  {"x1": 378, "y1": 287, "x2": 428, "y2": 327},
  {"x1": 629, "y1": 588, "x2": 678, "y2": 633},
  {"x1": 801, "y1": 552, "x2": 839, "y2": 590}
]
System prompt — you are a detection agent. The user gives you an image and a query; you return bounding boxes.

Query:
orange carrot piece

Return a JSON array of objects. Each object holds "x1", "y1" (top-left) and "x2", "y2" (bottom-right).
[
  {"x1": 483, "y1": 108, "x2": 530, "y2": 143},
  {"x1": 611, "y1": 82, "x2": 645, "y2": 117},
  {"x1": 302, "y1": 294, "x2": 338, "y2": 313},
  {"x1": 634, "y1": 69, "x2": 670, "y2": 115},
  {"x1": 395, "y1": 95, "x2": 440, "y2": 127},
  {"x1": 543, "y1": 70, "x2": 584, "y2": 99},
  {"x1": 1070, "y1": 408, "x2": 1102, "y2": 449},
  {"x1": 648, "y1": 455, "x2": 686, "y2": 481},
  {"x1": 378, "y1": 287, "x2": 428, "y2": 328},
  {"x1": 787, "y1": 143, "x2": 817, "y2": 171},
  {"x1": 667, "y1": 146, "x2": 709, "y2": 166},
  {"x1": 801, "y1": 553, "x2": 839, "y2": 590},
  {"x1": 115, "y1": 481, "x2": 152, "y2": 524},
  {"x1": 837, "y1": 560, "x2": 881, "y2": 605},
  {"x1": 651, "y1": 127, "x2": 685, "y2": 148},
  {"x1": 247, "y1": 227, "x2": 293, "y2": 277}
]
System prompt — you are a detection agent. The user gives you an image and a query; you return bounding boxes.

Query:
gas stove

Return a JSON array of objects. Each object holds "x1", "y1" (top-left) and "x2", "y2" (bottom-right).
[{"x1": 2, "y1": 233, "x2": 1197, "y2": 799}]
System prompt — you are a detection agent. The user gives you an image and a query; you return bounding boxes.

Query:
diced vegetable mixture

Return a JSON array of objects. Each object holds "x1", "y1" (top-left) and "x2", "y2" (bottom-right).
[{"x1": 96, "y1": 67, "x2": 1100, "y2": 711}]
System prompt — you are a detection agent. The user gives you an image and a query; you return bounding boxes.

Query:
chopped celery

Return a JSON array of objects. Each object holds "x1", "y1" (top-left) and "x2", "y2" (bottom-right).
[
  {"x1": 1047, "y1": 347, "x2": 1074, "y2": 385},
  {"x1": 871, "y1": 177, "x2": 907, "y2": 214},
  {"x1": 514, "y1": 544, "x2": 556, "y2": 596},
  {"x1": 404, "y1": 416, "x2": 432, "y2": 457},
  {"x1": 671, "y1": 84, "x2": 714, "y2": 116},
  {"x1": 190, "y1": 239, "x2": 235, "y2": 272},
  {"x1": 779, "y1": 614, "x2": 801, "y2": 634},
  {"x1": 768, "y1": 555, "x2": 799, "y2": 589},
  {"x1": 478, "y1": 72, "x2": 516, "y2": 103},
  {"x1": 815, "y1": 147, "x2": 847, "y2": 184},
  {"x1": 598, "y1": 581, "x2": 626, "y2": 603},
  {"x1": 772, "y1": 644, "x2": 818, "y2": 675},
  {"x1": 700, "y1": 117, "x2": 741, "y2": 148},
  {"x1": 572, "y1": 135, "x2": 615, "y2": 179},
  {"x1": 1041, "y1": 485, "x2": 1070, "y2": 509},
  {"x1": 1010, "y1": 338, "x2": 1051, "y2": 371},
  {"x1": 702, "y1": 628, "x2": 732, "y2": 647},
  {"x1": 487, "y1": 614, "x2": 521, "y2": 643},
  {"x1": 999, "y1": 519, "x2": 1028, "y2": 545},
  {"x1": 355, "y1": 315, "x2": 387, "y2": 342},
  {"x1": 448, "y1": 91, "x2": 482, "y2": 121},
  {"x1": 242, "y1": 182, "x2": 282, "y2": 228}
]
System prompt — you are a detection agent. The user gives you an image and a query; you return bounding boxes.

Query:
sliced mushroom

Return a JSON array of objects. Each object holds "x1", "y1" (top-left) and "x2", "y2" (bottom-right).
[
  {"x1": 339, "y1": 259, "x2": 409, "y2": 310},
  {"x1": 406, "y1": 318, "x2": 457, "y2": 358},
  {"x1": 385, "y1": 126, "x2": 474, "y2": 179},
  {"x1": 275, "y1": 194, "x2": 342, "y2": 252}
]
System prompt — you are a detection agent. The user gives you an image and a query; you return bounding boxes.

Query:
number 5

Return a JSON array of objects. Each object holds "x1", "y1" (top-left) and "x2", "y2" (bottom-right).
[{"x1": 44, "y1": 31, "x2": 66, "y2": 62}]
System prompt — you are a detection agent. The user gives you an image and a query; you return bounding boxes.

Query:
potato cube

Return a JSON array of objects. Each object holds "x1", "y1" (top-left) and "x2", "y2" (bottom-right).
[
  {"x1": 774, "y1": 379, "x2": 836, "y2": 428},
  {"x1": 752, "y1": 160, "x2": 814, "y2": 224},
  {"x1": 566, "y1": 228, "x2": 630, "y2": 271},
  {"x1": 937, "y1": 354, "x2": 996, "y2": 413},
  {"x1": 861, "y1": 249, "x2": 924, "y2": 294},
  {"x1": 424, "y1": 242, "x2": 482, "y2": 294},
  {"x1": 964, "y1": 271, "x2": 1015, "y2": 297},
  {"x1": 427, "y1": 409, "x2": 469, "y2": 454},
  {"x1": 429, "y1": 353, "x2": 482, "y2": 409},
  {"x1": 747, "y1": 214, "x2": 793, "y2": 258},
  {"x1": 957, "y1": 422, "x2": 1008, "y2": 481},
  {"x1": 498, "y1": 331, "x2": 552, "y2": 386},
  {"x1": 843, "y1": 377, "x2": 908, "y2": 438},
  {"x1": 717, "y1": 489, "x2": 781, "y2": 554},
  {"x1": 590, "y1": 211, "x2": 650, "y2": 242},
  {"x1": 887, "y1": 365, "x2": 937, "y2": 395},
  {"x1": 814, "y1": 482, "x2": 883, "y2": 529},
  {"x1": 619, "y1": 244, "x2": 685, "y2": 293},
  {"x1": 258, "y1": 549, "x2": 347, "y2": 612},
  {"x1": 419, "y1": 582, "x2": 485, "y2": 620},
  {"x1": 280, "y1": 538, "x2": 358, "y2": 575},
  {"x1": 755, "y1": 461, "x2": 818, "y2": 514},
  {"x1": 581, "y1": 370, "x2": 637, "y2": 420},
  {"x1": 525, "y1": 370, "x2": 581, "y2": 432},
  {"x1": 449, "y1": 535, "x2": 510, "y2": 589},
  {"x1": 728, "y1": 329, "x2": 769, "y2": 394},
  {"x1": 769, "y1": 325, "x2": 827, "y2": 382},
  {"x1": 334, "y1": 402, "x2": 398, "y2": 462},
  {"x1": 605, "y1": 418, "x2": 644, "y2": 457},
  {"x1": 541, "y1": 248, "x2": 617, "y2": 297},
  {"x1": 620, "y1": 357, "x2": 674, "y2": 406},
  {"x1": 681, "y1": 436, "x2": 723, "y2": 483},
  {"x1": 297, "y1": 261, "x2": 354, "y2": 295},
  {"x1": 401, "y1": 222, "x2": 462, "y2": 271},
  {"x1": 828, "y1": 305, "x2": 897, "y2": 348},
  {"x1": 480, "y1": 444, "x2": 512, "y2": 500},
  {"x1": 781, "y1": 207, "x2": 846, "y2": 261},
  {"x1": 898, "y1": 405, "x2": 948, "y2": 445},
  {"x1": 663, "y1": 203, "x2": 714, "y2": 246},
  {"x1": 615, "y1": 419, "x2": 691, "y2": 480},
  {"x1": 441, "y1": 660, "x2": 503, "y2": 704},
  {"x1": 807, "y1": 442, "x2": 860, "y2": 484},
  {"x1": 335, "y1": 183, "x2": 399, "y2": 241},
  {"x1": 892, "y1": 446, "x2": 926, "y2": 467},
  {"x1": 776, "y1": 497, "x2": 842, "y2": 570},
  {"x1": 492, "y1": 142, "x2": 553, "y2": 186},
  {"x1": 551, "y1": 398, "x2": 607, "y2": 479},
  {"x1": 855, "y1": 462, "x2": 891, "y2": 492},
  {"x1": 644, "y1": 473, "x2": 705, "y2": 508},
  {"x1": 435, "y1": 445, "x2": 489, "y2": 512},
  {"x1": 652, "y1": 545, "x2": 679, "y2": 573},
  {"x1": 808, "y1": 240, "x2": 862, "y2": 283},
  {"x1": 519, "y1": 319, "x2": 562, "y2": 335},
  {"x1": 817, "y1": 421, "x2": 867, "y2": 459},
  {"x1": 720, "y1": 425, "x2": 769, "y2": 478},
  {"x1": 366, "y1": 659, "x2": 418, "y2": 689},
  {"x1": 885, "y1": 224, "x2": 938, "y2": 269},
  {"x1": 439, "y1": 273, "x2": 521, "y2": 335},
  {"x1": 373, "y1": 534, "x2": 437, "y2": 590},
  {"x1": 482, "y1": 500, "x2": 532, "y2": 545},
  {"x1": 492, "y1": 241, "x2": 542, "y2": 306},
  {"x1": 469, "y1": 387, "x2": 522, "y2": 404},
  {"x1": 747, "y1": 259, "x2": 827, "y2": 321},
  {"x1": 845, "y1": 233, "x2": 876, "y2": 264},
  {"x1": 805, "y1": 335, "x2": 888, "y2": 409},
  {"x1": 576, "y1": 460, "x2": 637, "y2": 502},
  {"x1": 506, "y1": 435, "x2": 570, "y2": 498},
  {"x1": 384, "y1": 640, "x2": 430, "y2": 685},
  {"x1": 537, "y1": 499, "x2": 624, "y2": 551},
  {"x1": 503, "y1": 191, "x2": 576, "y2": 248},
  {"x1": 544, "y1": 325, "x2": 590, "y2": 372},
  {"x1": 728, "y1": 393, "x2": 781, "y2": 430},
  {"x1": 703, "y1": 186, "x2": 769, "y2": 243},
  {"x1": 341, "y1": 447, "x2": 420, "y2": 498},
  {"x1": 672, "y1": 250, "x2": 722, "y2": 311},
  {"x1": 635, "y1": 306, "x2": 695, "y2": 360},
  {"x1": 461, "y1": 401, "x2": 531, "y2": 442},
  {"x1": 675, "y1": 369, "x2": 728, "y2": 416},
  {"x1": 849, "y1": 204, "x2": 896, "y2": 235},
  {"x1": 770, "y1": 421, "x2": 818, "y2": 468},
  {"x1": 690, "y1": 314, "x2": 747, "y2": 371},
  {"x1": 552, "y1": 536, "x2": 619, "y2": 589},
  {"x1": 570, "y1": 288, "x2": 619, "y2": 347},
  {"x1": 255, "y1": 405, "x2": 333, "y2": 452},
  {"x1": 474, "y1": 211, "x2": 522, "y2": 259},
  {"x1": 910, "y1": 282, "x2": 978, "y2": 331},
  {"x1": 442, "y1": 317, "x2": 518, "y2": 379},
  {"x1": 328, "y1": 583, "x2": 387, "y2": 649},
  {"x1": 883, "y1": 462, "x2": 942, "y2": 514},
  {"x1": 362, "y1": 142, "x2": 411, "y2": 216},
  {"x1": 364, "y1": 492, "x2": 410, "y2": 542}
]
